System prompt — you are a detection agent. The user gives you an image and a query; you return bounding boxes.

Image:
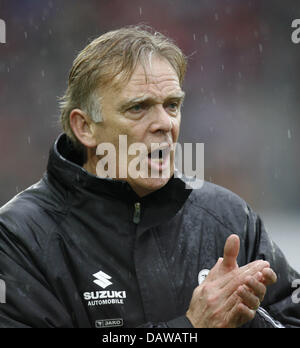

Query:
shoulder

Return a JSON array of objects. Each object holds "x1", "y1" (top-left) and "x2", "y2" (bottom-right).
[
  {"x1": 186, "y1": 180, "x2": 251, "y2": 236},
  {"x1": 0, "y1": 175, "x2": 69, "y2": 252}
]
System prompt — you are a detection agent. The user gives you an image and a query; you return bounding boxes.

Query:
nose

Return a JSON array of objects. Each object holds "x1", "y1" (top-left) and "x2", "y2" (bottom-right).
[{"x1": 149, "y1": 104, "x2": 173, "y2": 134}]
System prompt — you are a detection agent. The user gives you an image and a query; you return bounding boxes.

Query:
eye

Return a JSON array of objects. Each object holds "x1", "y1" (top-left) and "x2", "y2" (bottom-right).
[
  {"x1": 169, "y1": 102, "x2": 178, "y2": 109},
  {"x1": 128, "y1": 103, "x2": 145, "y2": 113},
  {"x1": 166, "y1": 101, "x2": 180, "y2": 113}
]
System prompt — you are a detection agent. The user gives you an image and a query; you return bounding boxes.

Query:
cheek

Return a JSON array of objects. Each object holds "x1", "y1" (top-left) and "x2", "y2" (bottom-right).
[
  {"x1": 125, "y1": 123, "x2": 148, "y2": 142},
  {"x1": 171, "y1": 117, "x2": 180, "y2": 139}
]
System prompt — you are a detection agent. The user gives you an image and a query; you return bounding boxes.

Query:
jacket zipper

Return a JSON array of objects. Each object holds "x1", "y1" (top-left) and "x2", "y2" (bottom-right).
[{"x1": 133, "y1": 202, "x2": 141, "y2": 224}]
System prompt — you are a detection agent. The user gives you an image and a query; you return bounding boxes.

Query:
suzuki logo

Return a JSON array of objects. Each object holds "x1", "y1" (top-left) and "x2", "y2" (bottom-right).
[{"x1": 93, "y1": 271, "x2": 113, "y2": 289}]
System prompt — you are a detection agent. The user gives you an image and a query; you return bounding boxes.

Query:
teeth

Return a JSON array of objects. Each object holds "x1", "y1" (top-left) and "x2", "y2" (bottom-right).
[
  {"x1": 148, "y1": 147, "x2": 169, "y2": 160},
  {"x1": 149, "y1": 158, "x2": 163, "y2": 163}
]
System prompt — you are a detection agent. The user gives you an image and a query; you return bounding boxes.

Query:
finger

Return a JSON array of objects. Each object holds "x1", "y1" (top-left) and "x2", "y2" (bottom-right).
[
  {"x1": 218, "y1": 259, "x2": 270, "y2": 293},
  {"x1": 245, "y1": 274, "x2": 266, "y2": 302},
  {"x1": 233, "y1": 302, "x2": 256, "y2": 327},
  {"x1": 237, "y1": 285, "x2": 261, "y2": 310},
  {"x1": 222, "y1": 234, "x2": 240, "y2": 270},
  {"x1": 205, "y1": 257, "x2": 223, "y2": 281},
  {"x1": 261, "y1": 268, "x2": 277, "y2": 286},
  {"x1": 223, "y1": 292, "x2": 243, "y2": 328},
  {"x1": 241, "y1": 260, "x2": 270, "y2": 273},
  {"x1": 210, "y1": 257, "x2": 223, "y2": 272},
  {"x1": 237, "y1": 260, "x2": 270, "y2": 281},
  {"x1": 225, "y1": 294, "x2": 256, "y2": 328}
]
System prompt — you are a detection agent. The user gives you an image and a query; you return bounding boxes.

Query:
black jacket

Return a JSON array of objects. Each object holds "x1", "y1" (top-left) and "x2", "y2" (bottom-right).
[{"x1": 0, "y1": 134, "x2": 299, "y2": 328}]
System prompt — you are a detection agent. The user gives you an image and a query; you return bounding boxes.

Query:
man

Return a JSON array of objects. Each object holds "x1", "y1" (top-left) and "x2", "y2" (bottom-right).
[{"x1": 0, "y1": 26, "x2": 299, "y2": 328}]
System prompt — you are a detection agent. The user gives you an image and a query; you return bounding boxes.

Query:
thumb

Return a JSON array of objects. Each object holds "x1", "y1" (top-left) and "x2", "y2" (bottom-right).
[{"x1": 222, "y1": 234, "x2": 240, "y2": 270}]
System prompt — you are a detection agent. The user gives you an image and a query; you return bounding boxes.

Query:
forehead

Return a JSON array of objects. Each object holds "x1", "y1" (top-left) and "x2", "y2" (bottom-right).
[{"x1": 118, "y1": 57, "x2": 182, "y2": 101}]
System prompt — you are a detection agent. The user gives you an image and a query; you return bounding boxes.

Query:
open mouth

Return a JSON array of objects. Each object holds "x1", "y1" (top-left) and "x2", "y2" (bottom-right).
[
  {"x1": 148, "y1": 147, "x2": 170, "y2": 161},
  {"x1": 147, "y1": 146, "x2": 171, "y2": 172}
]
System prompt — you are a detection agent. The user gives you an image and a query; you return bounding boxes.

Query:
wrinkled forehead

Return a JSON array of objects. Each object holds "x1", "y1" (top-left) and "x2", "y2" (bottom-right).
[{"x1": 116, "y1": 56, "x2": 182, "y2": 100}]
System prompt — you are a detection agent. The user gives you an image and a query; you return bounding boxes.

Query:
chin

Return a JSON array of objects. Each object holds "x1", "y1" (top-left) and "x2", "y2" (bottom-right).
[{"x1": 130, "y1": 176, "x2": 171, "y2": 197}]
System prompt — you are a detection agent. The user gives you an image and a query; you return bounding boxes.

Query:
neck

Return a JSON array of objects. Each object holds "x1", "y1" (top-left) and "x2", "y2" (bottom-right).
[
  {"x1": 83, "y1": 148, "x2": 98, "y2": 176},
  {"x1": 83, "y1": 148, "x2": 153, "y2": 198}
]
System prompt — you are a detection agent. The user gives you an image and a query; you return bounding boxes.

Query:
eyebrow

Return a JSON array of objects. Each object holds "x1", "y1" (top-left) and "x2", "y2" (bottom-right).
[{"x1": 118, "y1": 91, "x2": 186, "y2": 111}]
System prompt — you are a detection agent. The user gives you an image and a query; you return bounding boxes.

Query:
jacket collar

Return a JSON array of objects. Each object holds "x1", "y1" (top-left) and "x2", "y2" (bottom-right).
[{"x1": 47, "y1": 134, "x2": 193, "y2": 226}]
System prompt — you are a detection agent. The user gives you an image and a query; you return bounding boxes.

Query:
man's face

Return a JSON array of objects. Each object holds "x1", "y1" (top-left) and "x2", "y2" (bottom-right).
[{"x1": 91, "y1": 55, "x2": 184, "y2": 197}]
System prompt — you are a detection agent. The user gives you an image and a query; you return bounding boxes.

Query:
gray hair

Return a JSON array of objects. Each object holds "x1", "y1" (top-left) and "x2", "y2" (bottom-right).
[{"x1": 59, "y1": 25, "x2": 187, "y2": 147}]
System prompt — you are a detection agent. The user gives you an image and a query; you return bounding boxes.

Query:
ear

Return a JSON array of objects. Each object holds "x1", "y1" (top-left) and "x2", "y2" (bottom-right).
[{"x1": 69, "y1": 109, "x2": 98, "y2": 148}]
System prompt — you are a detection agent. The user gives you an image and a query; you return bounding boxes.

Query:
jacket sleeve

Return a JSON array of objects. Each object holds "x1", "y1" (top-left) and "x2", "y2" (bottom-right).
[
  {"x1": 140, "y1": 205, "x2": 300, "y2": 329},
  {"x1": 242, "y1": 206, "x2": 300, "y2": 328},
  {"x1": 0, "y1": 222, "x2": 73, "y2": 328}
]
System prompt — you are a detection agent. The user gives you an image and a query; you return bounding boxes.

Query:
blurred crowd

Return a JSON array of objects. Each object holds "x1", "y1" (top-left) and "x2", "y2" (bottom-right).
[{"x1": 0, "y1": 0, "x2": 299, "y2": 215}]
